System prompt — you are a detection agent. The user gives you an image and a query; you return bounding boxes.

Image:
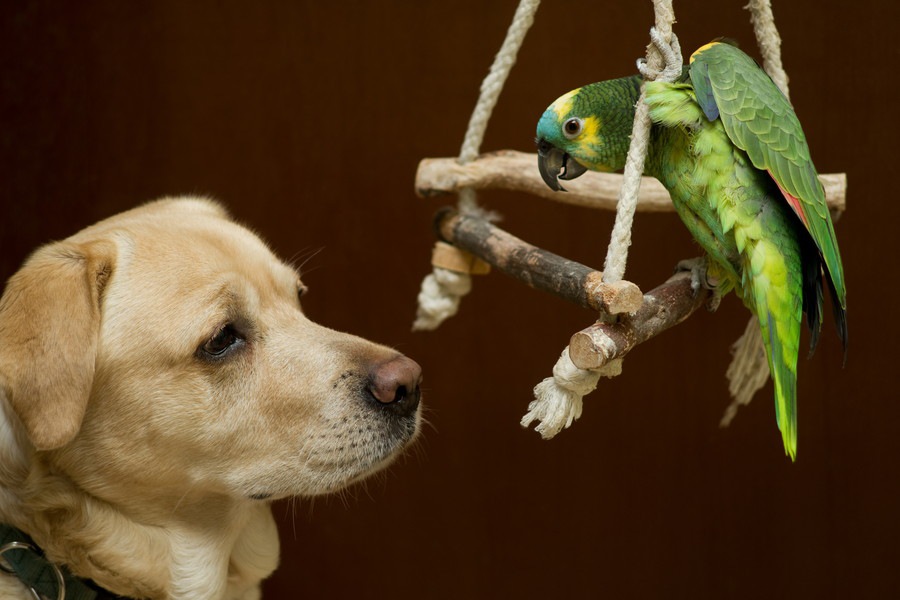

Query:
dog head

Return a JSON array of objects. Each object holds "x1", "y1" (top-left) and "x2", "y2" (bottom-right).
[{"x1": 0, "y1": 198, "x2": 422, "y2": 509}]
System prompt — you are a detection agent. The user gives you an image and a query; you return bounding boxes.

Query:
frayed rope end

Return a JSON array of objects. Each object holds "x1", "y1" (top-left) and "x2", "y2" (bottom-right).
[
  {"x1": 721, "y1": 316, "x2": 770, "y2": 427},
  {"x1": 521, "y1": 347, "x2": 622, "y2": 439},
  {"x1": 412, "y1": 267, "x2": 472, "y2": 332}
]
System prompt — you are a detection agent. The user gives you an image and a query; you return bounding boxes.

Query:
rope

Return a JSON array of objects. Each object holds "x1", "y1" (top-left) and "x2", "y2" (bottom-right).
[
  {"x1": 458, "y1": 0, "x2": 541, "y2": 165},
  {"x1": 525, "y1": 2, "x2": 682, "y2": 439},
  {"x1": 602, "y1": 2, "x2": 681, "y2": 282},
  {"x1": 413, "y1": 0, "x2": 541, "y2": 331},
  {"x1": 412, "y1": 267, "x2": 472, "y2": 331},
  {"x1": 524, "y1": 350, "x2": 622, "y2": 439},
  {"x1": 746, "y1": 0, "x2": 790, "y2": 99},
  {"x1": 723, "y1": 0, "x2": 789, "y2": 423},
  {"x1": 722, "y1": 316, "x2": 771, "y2": 427}
]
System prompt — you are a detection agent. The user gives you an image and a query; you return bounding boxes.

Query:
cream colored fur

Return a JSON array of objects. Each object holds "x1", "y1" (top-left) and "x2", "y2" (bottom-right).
[{"x1": 0, "y1": 198, "x2": 421, "y2": 599}]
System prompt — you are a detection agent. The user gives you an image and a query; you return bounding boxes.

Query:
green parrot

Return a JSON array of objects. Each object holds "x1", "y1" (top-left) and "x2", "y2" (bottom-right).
[{"x1": 535, "y1": 41, "x2": 846, "y2": 460}]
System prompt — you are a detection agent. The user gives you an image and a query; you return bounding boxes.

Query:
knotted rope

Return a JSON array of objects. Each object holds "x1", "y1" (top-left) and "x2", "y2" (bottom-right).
[
  {"x1": 603, "y1": 18, "x2": 682, "y2": 283},
  {"x1": 524, "y1": 0, "x2": 683, "y2": 438},
  {"x1": 413, "y1": 0, "x2": 541, "y2": 331}
]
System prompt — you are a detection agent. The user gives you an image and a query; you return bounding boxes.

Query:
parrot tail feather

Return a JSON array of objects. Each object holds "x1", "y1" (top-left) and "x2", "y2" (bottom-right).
[
  {"x1": 825, "y1": 267, "x2": 849, "y2": 366},
  {"x1": 764, "y1": 311, "x2": 798, "y2": 460},
  {"x1": 800, "y1": 235, "x2": 825, "y2": 357},
  {"x1": 798, "y1": 224, "x2": 847, "y2": 365},
  {"x1": 745, "y1": 237, "x2": 802, "y2": 461}
]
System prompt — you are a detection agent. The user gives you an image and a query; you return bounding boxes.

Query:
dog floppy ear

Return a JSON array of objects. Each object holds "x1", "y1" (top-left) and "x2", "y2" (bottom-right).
[{"x1": 0, "y1": 238, "x2": 115, "y2": 450}]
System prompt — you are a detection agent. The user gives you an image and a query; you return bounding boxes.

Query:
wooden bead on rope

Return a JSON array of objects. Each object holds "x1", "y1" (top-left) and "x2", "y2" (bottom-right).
[{"x1": 430, "y1": 241, "x2": 491, "y2": 275}]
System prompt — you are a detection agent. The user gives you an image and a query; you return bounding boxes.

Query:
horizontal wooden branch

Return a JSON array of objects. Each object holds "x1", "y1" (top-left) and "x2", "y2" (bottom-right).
[
  {"x1": 417, "y1": 150, "x2": 847, "y2": 213},
  {"x1": 434, "y1": 208, "x2": 716, "y2": 370},
  {"x1": 435, "y1": 208, "x2": 643, "y2": 315},
  {"x1": 568, "y1": 271, "x2": 711, "y2": 369}
]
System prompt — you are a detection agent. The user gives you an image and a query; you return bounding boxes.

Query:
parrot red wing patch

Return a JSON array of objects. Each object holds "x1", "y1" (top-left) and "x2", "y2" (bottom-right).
[{"x1": 769, "y1": 170, "x2": 810, "y2": 230}]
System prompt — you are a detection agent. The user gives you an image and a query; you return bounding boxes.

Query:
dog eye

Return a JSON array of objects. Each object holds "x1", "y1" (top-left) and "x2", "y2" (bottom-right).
[
  {"x1": 297, "y1": 283, "x2": 308, "y2": 300},
  {"x1": 201, "y1": 324, "x2": 242, "y2": 358}
]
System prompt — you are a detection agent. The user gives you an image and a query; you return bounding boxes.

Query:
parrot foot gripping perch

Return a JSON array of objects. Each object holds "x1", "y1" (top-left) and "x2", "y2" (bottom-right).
[{"x1": 675, "y1": 256, "x2": 724, "y2": 311}]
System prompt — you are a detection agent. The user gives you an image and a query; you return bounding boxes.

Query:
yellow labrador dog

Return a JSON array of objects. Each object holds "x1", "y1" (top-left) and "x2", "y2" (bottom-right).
[{"x1": 0, "y1": 198, "x2": 422, "y2": 599}]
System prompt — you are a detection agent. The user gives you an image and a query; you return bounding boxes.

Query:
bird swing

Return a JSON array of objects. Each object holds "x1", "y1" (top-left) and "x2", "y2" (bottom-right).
[{"x1": 412, "y1": 0, "x2": 848, "y2": 446}]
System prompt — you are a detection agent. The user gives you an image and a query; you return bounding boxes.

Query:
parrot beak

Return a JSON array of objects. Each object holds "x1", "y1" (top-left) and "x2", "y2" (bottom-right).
[
  {"x1": 537, "y1": 140, "x2": 566, "y2": 191},
  {"x1": 537, "y1": 139, "x2": 587, "y2": 192}
]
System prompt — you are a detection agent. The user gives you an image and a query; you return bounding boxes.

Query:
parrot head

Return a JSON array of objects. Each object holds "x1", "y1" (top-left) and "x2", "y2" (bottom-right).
[{"x1": 535, "y1": 78, "x2": 640, "y2": 191}]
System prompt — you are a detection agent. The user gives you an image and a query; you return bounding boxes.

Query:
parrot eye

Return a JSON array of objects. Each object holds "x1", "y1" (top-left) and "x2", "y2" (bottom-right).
[{"x1": 563, "y1": 118, "x2": 584, "y2": 139}]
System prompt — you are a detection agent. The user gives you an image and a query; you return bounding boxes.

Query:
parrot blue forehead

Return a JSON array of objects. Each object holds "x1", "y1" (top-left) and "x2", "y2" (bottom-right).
[
  {"x1": 536, "y1": 109, "x2": 559, "y2": 141},
  {"x1": 536, "y1": 88, "x2": 581, "y2": 143}
]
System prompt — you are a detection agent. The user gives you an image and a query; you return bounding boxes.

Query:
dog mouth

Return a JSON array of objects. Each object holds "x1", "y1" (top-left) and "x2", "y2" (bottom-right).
[
  {"x1": 246, "y1": 377, "x2": 421, "y2": 501},
  {"x1": 307, "y1": 409, "x2": 420, "y2": 492},
  {"x1": 245, "y1": 435, "x2": 418, "y2": 501}
]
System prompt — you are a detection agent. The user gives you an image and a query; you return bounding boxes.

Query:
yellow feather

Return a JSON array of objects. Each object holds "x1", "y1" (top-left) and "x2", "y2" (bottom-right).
[
  {"x1": 550, "y1": 89, "x2": 580, "y2": 119},
  {"x1": 689, "y1": 41, "x2": 720, "y2": 64}
]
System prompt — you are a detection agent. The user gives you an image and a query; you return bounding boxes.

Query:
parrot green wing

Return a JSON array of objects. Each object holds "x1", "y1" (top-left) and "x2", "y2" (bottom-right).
[{"x1": 689, "y1": 42, "x2": 847, "y2": 316}]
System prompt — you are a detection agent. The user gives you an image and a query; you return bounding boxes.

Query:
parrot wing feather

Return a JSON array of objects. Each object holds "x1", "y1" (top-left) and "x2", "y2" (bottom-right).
[
  {"x1": 689, "y1": 58, "x2": 719, "y2": 121},
  {"x1": 689, "y1": 42, "x2": 846, "y2": 313}
]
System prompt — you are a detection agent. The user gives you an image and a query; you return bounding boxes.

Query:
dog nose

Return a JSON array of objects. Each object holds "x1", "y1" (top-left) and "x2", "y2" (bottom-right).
[{"x1": 367, "y1": 355, "x2": 422, "y2": 416}]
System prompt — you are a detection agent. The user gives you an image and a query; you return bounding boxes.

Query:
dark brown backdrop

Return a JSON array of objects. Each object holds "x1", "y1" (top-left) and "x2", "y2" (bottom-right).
[{"x1": 2, "y1": 1, "x2": 896, "y2": 598}]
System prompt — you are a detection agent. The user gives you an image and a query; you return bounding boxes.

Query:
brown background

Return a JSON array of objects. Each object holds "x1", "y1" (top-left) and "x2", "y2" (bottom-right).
[{"x1": 1, "y1": 1, "x2": 897, "y2": 598}]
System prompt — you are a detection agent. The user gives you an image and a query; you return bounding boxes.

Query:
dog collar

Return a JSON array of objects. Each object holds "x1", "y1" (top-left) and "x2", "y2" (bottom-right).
[{"x1": 0, "y1": 524, "x2": 126, "y2": 600}]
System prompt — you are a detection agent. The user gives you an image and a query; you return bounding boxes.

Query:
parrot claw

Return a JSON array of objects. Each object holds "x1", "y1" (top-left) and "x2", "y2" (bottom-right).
[
  {"x1": 675, "y1": 256, "x2": 722, "y2": 310},
  {"x1": 675, "y1": 257, "x2": 708, "y2": 293}
]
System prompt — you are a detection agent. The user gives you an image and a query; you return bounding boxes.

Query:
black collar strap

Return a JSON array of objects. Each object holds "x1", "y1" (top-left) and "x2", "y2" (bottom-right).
[{"x1": 0, "y1": 525, "x2": 127, "y2": 600}]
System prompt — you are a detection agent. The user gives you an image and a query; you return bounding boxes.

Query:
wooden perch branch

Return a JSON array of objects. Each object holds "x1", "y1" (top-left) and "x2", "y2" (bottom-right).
[
  {"x1": 568, "y1": 272, "x2": 711, "y2": 369},
  {"x1": 434, "y1": 208, "x2": 714, "y2": 370},
  {"x1": 417, "y1": 150, "x2": 847, "y2": 214},
  {"x1": 435, "y1": 208, "x2": 643, "y2": 315}
]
